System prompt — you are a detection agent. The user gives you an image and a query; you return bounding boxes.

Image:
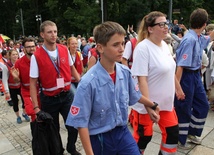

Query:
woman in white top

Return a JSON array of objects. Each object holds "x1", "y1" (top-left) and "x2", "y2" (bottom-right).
[{"x1": 131, "y1": 11, "x2": 185, "y2": 155}]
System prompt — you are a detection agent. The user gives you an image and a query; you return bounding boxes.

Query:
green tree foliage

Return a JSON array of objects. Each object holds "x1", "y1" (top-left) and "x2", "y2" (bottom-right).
[
  {"x1": 172, "y1": 0, "x2": 204, "y2": 28},
  {"x1": 63, "y1": 0, "x2": 100, "y2": 37},
  {"x1": 0, "y1": 0, "x2": 214, "y2": 39},
  {"x1": 203, "y1": 0, "x2": 214, "y2": 22}
]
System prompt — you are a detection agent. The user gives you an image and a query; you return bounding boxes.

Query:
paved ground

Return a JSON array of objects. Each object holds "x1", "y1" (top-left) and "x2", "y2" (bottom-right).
[{"x1": 1, "y1": 95, "x2": 214, "y2": 155}]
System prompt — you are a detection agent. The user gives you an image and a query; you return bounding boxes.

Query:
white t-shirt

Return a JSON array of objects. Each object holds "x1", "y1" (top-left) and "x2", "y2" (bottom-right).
[
  {"x1": 122, "y1": 41, "x2": 132, "y2": 60},
  {"x1": 131, "y1": 39, "x2": 176, "y2": 114},
  {"x1": 201, "y1": 50, "x2": 209, "y2": 74},
  {"x1": 19, "y1": 51, "x2": 25, "y2": 58},
  {"x1": 30, "y1": 47, "x2": 73, "y2": 78}
]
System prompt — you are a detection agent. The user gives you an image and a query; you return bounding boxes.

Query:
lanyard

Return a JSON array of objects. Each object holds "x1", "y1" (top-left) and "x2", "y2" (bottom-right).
[
  {"x1": 6, "y1": 61, "x2": 14, "y2": 68},
  {"x1": 42, "y1": 45, "x2": 60, "y2": 76}
]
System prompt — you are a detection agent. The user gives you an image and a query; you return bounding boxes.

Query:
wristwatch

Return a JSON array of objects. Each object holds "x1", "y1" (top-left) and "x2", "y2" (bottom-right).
[{"x1": 151, "y1": 102, "x2": 158, "y2": 110}]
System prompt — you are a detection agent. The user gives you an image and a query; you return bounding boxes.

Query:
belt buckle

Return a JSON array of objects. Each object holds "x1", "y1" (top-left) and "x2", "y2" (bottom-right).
[
  {"x1": 55, "y1": 90, "x2": 68, "y2": 97},
  {"x1": 54, "y1": 91, "x2": 63, "y2": 97},
  {"x1": 54, "y1": 93, "x2": 60, "y2": 97}
]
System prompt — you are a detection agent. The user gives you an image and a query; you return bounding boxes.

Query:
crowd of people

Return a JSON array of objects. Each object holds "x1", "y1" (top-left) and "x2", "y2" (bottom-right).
[{"x1": 0, "y1": 7, "x2": 213, "y2": 155}]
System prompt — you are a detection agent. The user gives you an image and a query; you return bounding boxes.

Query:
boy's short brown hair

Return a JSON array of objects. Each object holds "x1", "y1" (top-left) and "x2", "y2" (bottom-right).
[
  {"x1": 190, "y1": 8, "x2": 208, "y2": 29},
  {"x1": 93, "y1": 21, "x2": 126, "y2": 46}
]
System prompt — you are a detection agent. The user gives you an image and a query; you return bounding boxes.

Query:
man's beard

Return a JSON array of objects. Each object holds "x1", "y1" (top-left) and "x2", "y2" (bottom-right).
[{"x1": 26, "y1": 52, "x2": 33, "y2": 56}]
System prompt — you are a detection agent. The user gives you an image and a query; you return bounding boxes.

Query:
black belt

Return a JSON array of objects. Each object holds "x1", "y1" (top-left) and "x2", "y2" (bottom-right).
[
  {"x1": 183, "y1": 68, "x2": 200, "y2": 73},
  {"x1": 53, "y1": 91, "x2": 69, "y2": 97}
]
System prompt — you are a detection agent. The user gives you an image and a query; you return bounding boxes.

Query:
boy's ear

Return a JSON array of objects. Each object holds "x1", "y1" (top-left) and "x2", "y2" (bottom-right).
[{"x1": 96, "y1": 43, "x2": 104, "y2": 54}]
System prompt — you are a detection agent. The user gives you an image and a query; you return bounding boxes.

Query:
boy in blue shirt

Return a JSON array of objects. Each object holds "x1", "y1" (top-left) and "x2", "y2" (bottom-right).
[
  {"x1": 66, "y1": 21, "x2": 160, "y2": 155},
  {"x1": 175, "y1": 8, "x2": 214, "y2": 149}
]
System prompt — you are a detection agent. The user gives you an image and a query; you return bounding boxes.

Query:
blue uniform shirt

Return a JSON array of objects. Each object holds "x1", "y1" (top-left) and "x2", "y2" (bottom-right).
[
  {"x1": 176, "y1": 29, "x2": 210, "y2": 70},
  {"x1": 66, "y1": 61, "x2": 141, "y2": 135}
]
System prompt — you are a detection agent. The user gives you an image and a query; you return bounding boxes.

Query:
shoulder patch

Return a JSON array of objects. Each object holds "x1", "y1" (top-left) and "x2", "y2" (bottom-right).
[
  {"x1": 70, "y1": 106, "x2": 80, "y2": 116},
  {"x1": 135, "y1": 83, "x2": 139, "y2": 91},
  {"x1": 205, "y1": 35, "x2": 209, "y2": 40},
  {"x1": 182, "y1": 54, "x2": 188, "y2": 60}
]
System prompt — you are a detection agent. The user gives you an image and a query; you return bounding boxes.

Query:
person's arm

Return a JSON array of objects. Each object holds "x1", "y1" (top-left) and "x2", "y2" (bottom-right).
[
  {"x1": 201, "y1": 50, "x2": 209, "y2": 75},
  {"x1": 0, "y1": 63, "x2": 9, "y2": 92},
  {"x1": 211, "y1": 69, "x2": 214, "y2": 84},
  {"x1": 170, "y1": 33, "x2": 182, "y2": 43},
  {"x1": 129, "y1": 25, "x2": 137, "y2": 38},
  {"x1": 137, "y1": 76, "x2": 160, "y2": 123},
  {"x1": 122, "y1": 41, "x2": 132, "y2": 67},
  {"x1": 175, "y1": 66, "x2": 183, "y2": 82},
  {"x1": 126, "y1": 25, "x2": 133, "y2": 39},
  {"x1": 179, "y1": 24, "x2": 188, "y2": 34},
  {"x1": 0, "y1": 63, "x2": 10, "y2": 99},
  {"x1": 80, "y1": 58, "x2": 84, "y2": 75},
  {"x1": 78, "y1": 128, "x2": 94, "y2": 155},
  {"x1": 175, "y1": 76, "x2": 185, "y2": 100},
  {"x1": 87, "y1": 56, "x2": 96, "y2": 70},
  {"x1": 30, "y1": 77, "x2": 40, "y2": 113},
  {"x1": 71, "y1": 65, "x2": 80, "y2": 82},
  {"x1": 29, "y1": 55, "x2": 41, "y2": 113}
]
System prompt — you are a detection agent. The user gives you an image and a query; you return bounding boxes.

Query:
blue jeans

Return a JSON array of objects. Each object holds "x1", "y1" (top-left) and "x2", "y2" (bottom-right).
[{"x1": 40, "y1": 90, "x2": 78, "y2": 153}]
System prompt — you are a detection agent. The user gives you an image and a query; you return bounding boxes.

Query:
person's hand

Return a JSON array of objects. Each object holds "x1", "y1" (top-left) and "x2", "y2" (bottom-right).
[
  {"x1": 129, "y1": 25, "x2": 134, "y2": 33},
  {"x1": 176, "y1": 88, "x2": 185, "y2": 100},
  {"x1": 147, "y1": 107, "x2": 160, "y2": 123},
  {"x1": 10, "y1": 67, "x2": 19, "y2": 79},
  {"x1": 4, "y1": 92, "x2": 10, "y2": 100},
  {"x1": 36, "y1": 111, "x2": 53, "y2": 122},
  {"x1": 179, "y1": 24, "x2": 187, "y2": 31},
  {"x1": 201, "y1": 65, "x2": 206, "y2": 69},
  {"x1": 127, "y1": 25, "x2": 130, "y2": 33}
]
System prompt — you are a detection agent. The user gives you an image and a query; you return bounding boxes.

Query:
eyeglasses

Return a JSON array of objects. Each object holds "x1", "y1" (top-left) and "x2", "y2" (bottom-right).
[
  {"x1": 25, "y1": 46, "x2": 35, "y2": 49},
  {"x1": 150, "y1": 22, "x2": 169, "y2": 28}
]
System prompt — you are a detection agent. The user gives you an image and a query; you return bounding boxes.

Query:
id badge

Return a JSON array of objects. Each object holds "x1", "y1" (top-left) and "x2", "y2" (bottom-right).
[{"x1": 56, "y1": 78, "x2": 64, "y2": 88}]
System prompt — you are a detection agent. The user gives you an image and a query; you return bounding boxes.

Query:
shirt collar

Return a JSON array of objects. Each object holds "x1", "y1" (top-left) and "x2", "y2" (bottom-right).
[
  {"x1": 95, "y1": 61, "x2": 124, "y2": 86},
  {"x1": 189, "y1": 29, "x2": 201, "y2": 38}
]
